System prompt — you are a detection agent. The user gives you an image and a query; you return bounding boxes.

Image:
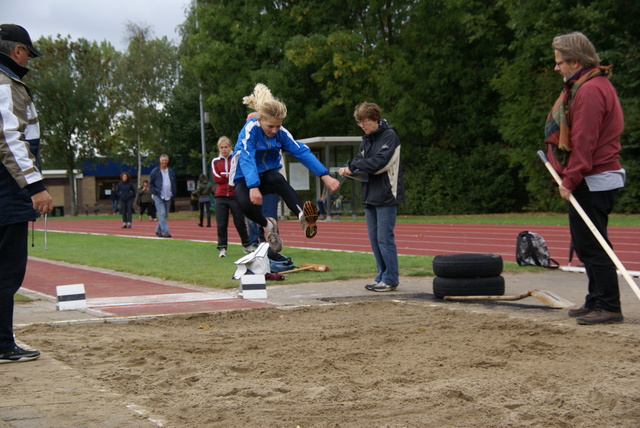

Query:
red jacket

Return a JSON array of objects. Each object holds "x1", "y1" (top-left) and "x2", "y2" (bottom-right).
[
  {"x1": 548, "y1": 72, "x2": 624, "y2": 191},
  {"x1": 211, "y1": 155, "x2": 235, "y2": 197}
]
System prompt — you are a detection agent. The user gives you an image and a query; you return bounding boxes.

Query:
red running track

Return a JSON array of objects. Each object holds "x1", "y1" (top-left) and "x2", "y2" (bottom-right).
[{"x1": 33, "y1": 218, "x2": 640, "y2": 271}]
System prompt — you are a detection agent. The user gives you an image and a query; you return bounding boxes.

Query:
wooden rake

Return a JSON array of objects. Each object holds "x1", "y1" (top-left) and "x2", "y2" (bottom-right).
[
  {"x1": 444, "y1": 290, "x2": 575, "y2": 309},
  {"x1": 280, "y1": 263, "x2": 331, "y2": 274}
]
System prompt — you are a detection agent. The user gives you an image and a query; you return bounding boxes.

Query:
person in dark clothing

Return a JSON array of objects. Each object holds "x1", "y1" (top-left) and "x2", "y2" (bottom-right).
[
  {"x1": 136, "y1": 180, "x2": 156, "y2": 221},
  {"x1": 192, "y1": 173, "x2": 214, "y2": 228},
  {"x1": 0, "y1": 24, "x2": 54, "y2": 363},
  {"x1": 110, "y1": 183, "x2": 120, "y2": 214},
  {"x1": 116, "y1": 172, "x2": 136, "y2": 228},
  {"x1": 339, "y1": 102, "x2": 404, "y2": 292}
]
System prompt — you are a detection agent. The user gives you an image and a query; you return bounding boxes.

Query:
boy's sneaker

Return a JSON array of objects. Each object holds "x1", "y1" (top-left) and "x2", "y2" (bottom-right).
[
  {"x1": 219, "y1": 248, "x2": 227, "y2": 258},
  {"x1": 0, "y1": 346, "x2": 41, "y2": 363},
  {"x1": 266, "y1": 218, "x2": 283, "y2": 253},
  {"x1": 365, "y1": 282, "x2": 398, "y2": 292},
  {"x1": 243, "y1": 245, "x2": 255, "y2": 254},
  {"x1": 301, "y1": 201, "x2": 319, "y2": 238}
]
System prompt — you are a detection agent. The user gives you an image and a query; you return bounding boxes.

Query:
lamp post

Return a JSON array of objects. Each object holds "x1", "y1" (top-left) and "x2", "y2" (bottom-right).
[{"x1": 195, "y1": 0, "x2": 207, "y2": 175}]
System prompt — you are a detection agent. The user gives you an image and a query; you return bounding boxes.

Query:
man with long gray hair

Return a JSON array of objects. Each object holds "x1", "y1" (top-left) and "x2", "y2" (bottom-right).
[{"x1": 544, "y1": 31, "x2": 625, "y2": 325}]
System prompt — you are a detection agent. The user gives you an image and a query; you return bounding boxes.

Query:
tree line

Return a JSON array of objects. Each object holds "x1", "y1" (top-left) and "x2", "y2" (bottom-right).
[{"x1": 26, "y1": 0, "x2": 640, "y2": 215}]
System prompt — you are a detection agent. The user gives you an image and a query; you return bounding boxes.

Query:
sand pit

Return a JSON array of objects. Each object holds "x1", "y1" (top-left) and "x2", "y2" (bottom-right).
[{"x1": 11, "y1": 300, "x2": 640, "y2": 427}]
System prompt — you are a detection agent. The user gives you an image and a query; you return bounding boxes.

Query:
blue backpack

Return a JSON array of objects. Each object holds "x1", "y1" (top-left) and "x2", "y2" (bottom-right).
[{"x1": 269, "y1": 253, "x2": 295, "y2": 273}]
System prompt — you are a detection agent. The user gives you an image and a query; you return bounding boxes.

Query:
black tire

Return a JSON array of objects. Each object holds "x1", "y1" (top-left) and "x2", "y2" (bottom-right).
[
  {"x1": 433, "y1": 275, "x2": 505, "y2": 299},
  {"x1": 432, "y1": 253, "x2": 503, "y2": 278}
]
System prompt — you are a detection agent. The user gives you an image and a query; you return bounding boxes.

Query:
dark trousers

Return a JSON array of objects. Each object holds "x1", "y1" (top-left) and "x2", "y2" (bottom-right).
[
  {"x1": 120, "y1": 199, "x2": 133, "y2": 223},
  {"x1": 139, "y1": 202, "x2": 156, "y2": 219},
  {"x1": 0, "y1": 222, "x2": 28, "y2": 352},
  {"x1": 569, "y1": 181, "x2": 621, "y2": 312},
  {"x1": 215, "y1": 196, "x2": 250, "y2": 249},
  {"x1": 234, "y1": 169, "x2": 303, "y2": 227},
  {"x1": 199, "y1": 200, "x2": 211, "y2": 226}
]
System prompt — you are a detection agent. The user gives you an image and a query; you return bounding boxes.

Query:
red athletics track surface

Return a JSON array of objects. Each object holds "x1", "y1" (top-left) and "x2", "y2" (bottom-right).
[{"x1": 33, "y1": 218, "x2": 640, "y2": 271}]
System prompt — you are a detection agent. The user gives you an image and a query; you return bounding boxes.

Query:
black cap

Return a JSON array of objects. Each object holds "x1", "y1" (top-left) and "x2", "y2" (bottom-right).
[{"x1": 0, "y1": 24, "x2": 42, "y2": 58}]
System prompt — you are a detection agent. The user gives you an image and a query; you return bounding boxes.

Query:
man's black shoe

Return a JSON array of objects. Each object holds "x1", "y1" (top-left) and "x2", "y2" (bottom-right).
[
  {"x1": 576, "y1": 309, "x2": 624, "y2": 325},
  {"x1": 568, "y1": 305, "x2": 594, "y2": 318},
  {"x1": 0, "y1": 346, "x2": 41, "y2": 363}
]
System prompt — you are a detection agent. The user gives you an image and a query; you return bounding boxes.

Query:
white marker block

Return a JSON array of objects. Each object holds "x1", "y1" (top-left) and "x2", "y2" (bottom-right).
[
  {"x1": 56, "y1": 283, "x2": 87, "y2": 311},
  {"x1": 239, "y1": 275, "x2": 267, "y2": 299}
]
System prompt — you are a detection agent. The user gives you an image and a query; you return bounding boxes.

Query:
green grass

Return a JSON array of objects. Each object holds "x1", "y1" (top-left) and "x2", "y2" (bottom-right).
[
  {"x1": 400, "y1": 213, "x2": 640, "y2": 226},
  {"x1": 15, "y1": 294, "x2": 32, "y2": 303},
  {"x1": 33, "y1": 212, "x2": 638, "y2": 290},
  {"x1": 29, "y1": 231, "x2": 438, "y2": 289}
]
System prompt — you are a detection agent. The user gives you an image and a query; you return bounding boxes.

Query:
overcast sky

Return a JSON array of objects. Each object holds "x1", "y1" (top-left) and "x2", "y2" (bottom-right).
[{"x1": 3, "y1": 0, "x2": 192, "y2": 52}]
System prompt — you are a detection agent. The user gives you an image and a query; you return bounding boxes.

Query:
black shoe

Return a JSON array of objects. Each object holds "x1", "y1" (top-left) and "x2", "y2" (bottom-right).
[
  {"x1": 0, "y1": 346, "x2": 41, "y2": 363},
  {"x1": 156, "y1": 231, "x2": 163, "y2": 237},
  {"x1": 568, "y1": 305, "x2": 594, "y2": 318},
  {"x1": 198, "y1": 223, "x2": 203, "y2": 227},
  {"x1": 365, "y1": 282, "x2": 398, "y2": 292},
  {"x1": 162, "y1": 232, "x2": 172, "y2": 238},
  {"x1": 576, "y1": 308, "x2": 624, "y2": 325}
]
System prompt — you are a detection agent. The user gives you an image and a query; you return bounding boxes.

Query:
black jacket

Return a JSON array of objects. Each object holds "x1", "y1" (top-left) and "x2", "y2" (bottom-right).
[
  {"x1": 349, "y1": 120, "x2": 404, "y2": 207},
  {"x1": 116, "y1": 181, "x2": 136, "y2": 202}
]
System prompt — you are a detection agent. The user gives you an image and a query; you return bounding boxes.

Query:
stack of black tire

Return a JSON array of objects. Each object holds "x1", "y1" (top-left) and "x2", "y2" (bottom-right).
[{"x1": 432, "y1": 253, "x2": 505, "y2": 299}]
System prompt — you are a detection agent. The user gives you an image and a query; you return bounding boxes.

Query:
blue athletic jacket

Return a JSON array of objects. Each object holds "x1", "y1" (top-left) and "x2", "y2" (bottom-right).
[{"x1": 230, "y1": 118, "x2": 329, "y2": 188}]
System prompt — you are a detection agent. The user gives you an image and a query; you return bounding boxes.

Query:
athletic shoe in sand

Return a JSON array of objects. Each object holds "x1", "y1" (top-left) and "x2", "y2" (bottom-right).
[
  {"x1": 266, "y1": 218, "x2": 283, "y2": 253},
  {"x1": 301, "y1": 201, "x2": 319, "y2": 238},
  {"x1": 365, "y1": 282, "x2": 398, "y2": 292},
  {"x1": 0, "y1": 346, "x2": 41, "y2": 363}
]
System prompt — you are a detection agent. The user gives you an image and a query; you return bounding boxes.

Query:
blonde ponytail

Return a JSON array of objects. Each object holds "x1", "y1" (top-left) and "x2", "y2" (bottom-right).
[{"x1": 243, "y1": 83, "x2": 287, "y2": 121}]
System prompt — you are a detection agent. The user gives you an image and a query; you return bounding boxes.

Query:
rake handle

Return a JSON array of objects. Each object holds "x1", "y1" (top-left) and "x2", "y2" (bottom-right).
[
  {"x1": 444, "y1": 293, "x2": 530, "y2": 301},
  {"x1": 537, "y1": 150, "x2": 640, "y2": 302},
  {"x1": 279, "y1": 266, "x2": 316, "y2": 274}
]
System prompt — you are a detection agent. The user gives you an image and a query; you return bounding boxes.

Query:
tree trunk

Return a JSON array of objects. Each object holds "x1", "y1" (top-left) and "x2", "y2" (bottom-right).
[
  {"x1": 68, "y1": 169, "x2": 78, "y2": 216},
  {"x1": 137, "y1": 128, "x2": 142, "y2": 188}
]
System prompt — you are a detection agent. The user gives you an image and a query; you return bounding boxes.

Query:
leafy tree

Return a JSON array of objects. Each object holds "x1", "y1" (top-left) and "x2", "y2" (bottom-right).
[
  {"x1": 492, "y1": 0, "x2": 640, "y2": 212},
  {"x1": 159, "y1": 76, "x2": 218, "y2": 175},
  {"x1": 28, "y1": 36, "x2": 119, "y2": 215},
  {"x1": 112, "y1": 22, "x2": 179, "y2": 185},
  {"x1": 23, "y1": 0, "x2": 640, "y2": 216}
]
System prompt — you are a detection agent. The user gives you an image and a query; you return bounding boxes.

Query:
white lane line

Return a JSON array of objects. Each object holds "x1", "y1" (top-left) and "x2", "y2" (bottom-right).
[{"x1": 88, "y1": 291, "x2": 236, "y2": 307}]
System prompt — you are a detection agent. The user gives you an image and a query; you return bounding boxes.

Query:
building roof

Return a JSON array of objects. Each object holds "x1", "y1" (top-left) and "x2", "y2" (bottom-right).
[{"x1": 81, "y1": 158, "x2": 155, "y2": 177}]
